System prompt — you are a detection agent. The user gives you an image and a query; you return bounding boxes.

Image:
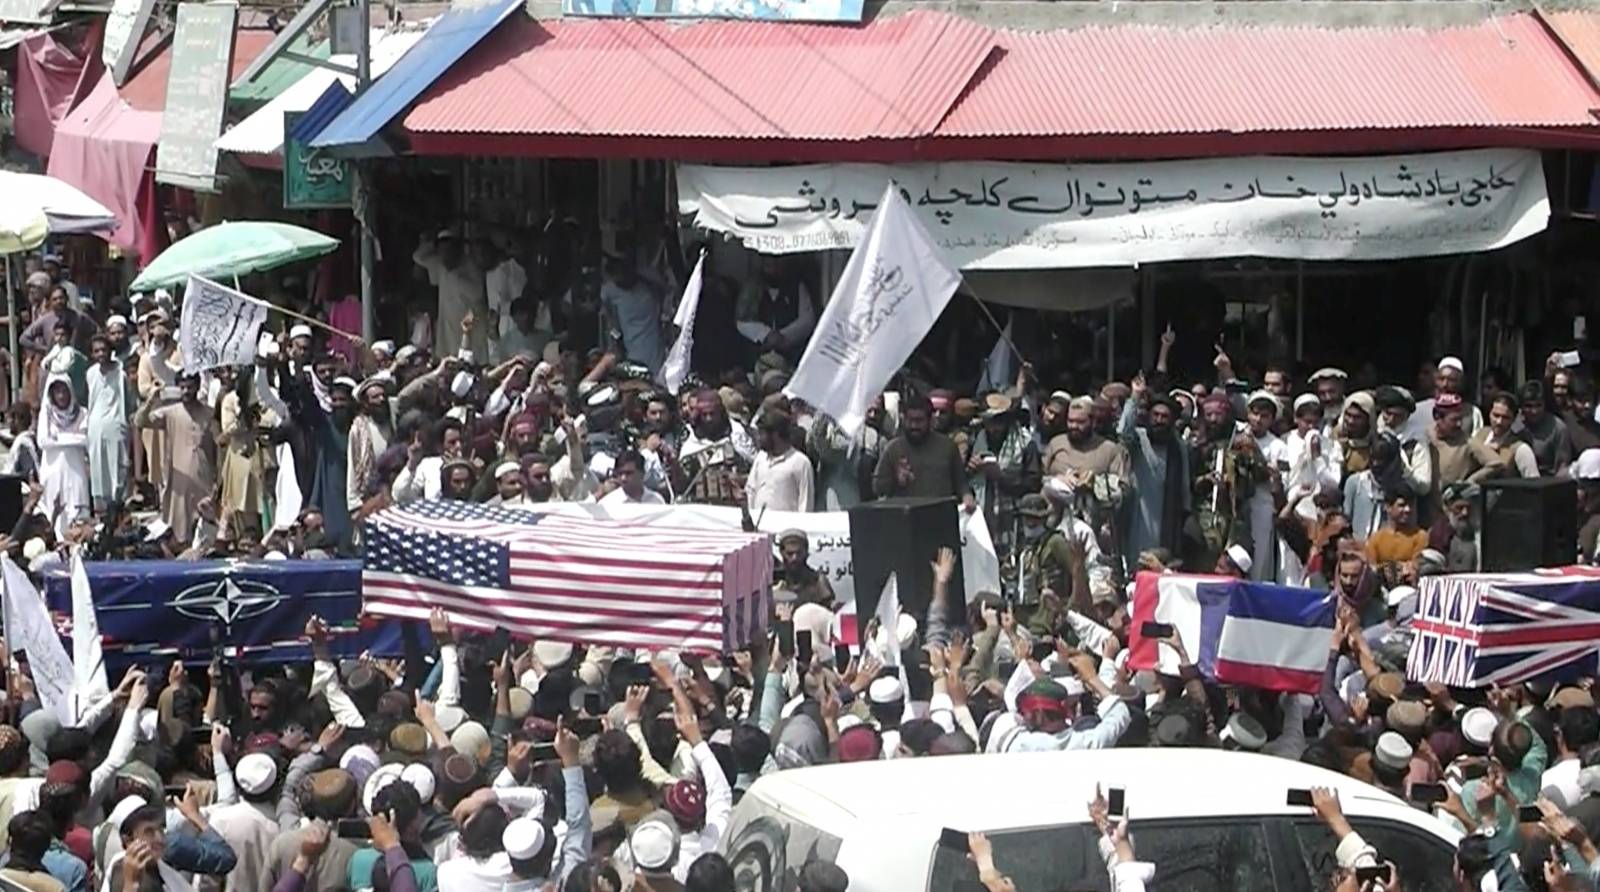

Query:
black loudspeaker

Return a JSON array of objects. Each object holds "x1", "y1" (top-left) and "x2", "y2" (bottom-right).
[
  {"x1": 1482, "y1": 476, "x2": 1577, "y2": 571},
  {"x1": 847, "y1": 496, "x2": 965, "y2": 631},
  {"x1": 0, "y1": 475, "x2": 23, "y2": 537}
]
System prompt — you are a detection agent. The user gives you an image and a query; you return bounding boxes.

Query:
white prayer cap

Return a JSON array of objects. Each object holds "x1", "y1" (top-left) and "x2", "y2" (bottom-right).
[
  {"x1": 437, "y1": 228, "x2": 458, "y2": 240},
  {"x1": 868, "y1": 676, "x2": 904, "y2": 704},
  {"x1": 503, "y1": 817, "x2": 547, "y2": 860},
  {"x1": 1374, "y1": 731, "x2": 1414, "y2": 771},
  {"x1": 289, "y1": 324, "x2": 313, "y2": 340},
  {"x1": 1385, "y1": 584, "x2": 1418, "y2": 608},
  {"x1": 1461, "y1": 707, "x2": 1499, "y2": 748},
  {"x1": 154, "y1": 288, "x2": 171, "y2": 302},
  {"x1": 258, "y1": 333, "x2": 280, "y2": 358},
  {"x1": 495, "y1": 461, "x2": 522, "y2": 480},
  {"x1": 236, "y1": 752, "x2": 279, "y2": 795},
  {"x1": 1246, "y1": 390, "x2": 1278, "y2": 413},
  {"x1": 1438, "y1": 356, "x2": 1465, "y2": 373},
  {"x1": 450, "y1": 371, "x2": 475, "y2": 398},
  {"x1": 143, "y1": 519, "x2": 171, "y2": 542},
  {"x1": 450, "y1": 721, "x2": 489, "y2": 758},
  {"x1": 395, "y1": 345, "x2": 418, "y2": 362},
  {"x1": 872, "y1": 612, "x2": 918, "y2": 657},
  {"x1": 106, "y1": 314, "x2": 129, "y2": 330},
  {"x1": 371, "y1": 340, "x2": 396, "y2": 356},
  {"x1": 1293, "y1": 393, "x2": 1322, "y2": 414},
  {"x1": 108, "y1": 796, "x2": 147, "y2": 830},
  {"x1": 331, "y1": 376, "x2": 359, "y2": 393},
  {"x1": 434, "y1": 704, "x2": 466, "y2": 734},
  {"x1": 629, "y1": 816, "x2": 679, "y2": 871},
  {"x1": 1048, "y1": 390, "x2": 1072, "y2": 404},
  {"x1": 363, "y1": 763, "x2": 404, "y2": 815},
  {"x1": 836, "y1": 714, "x2": 863, "y2": 732},
  {"x1": 340, "y1": 744, "x2": 380, "y2": 787},
  {"x1": 1575, "y1": 448, "x2": 1600, "y2": 481},
  {"x1": 1220, "y1": 713, "x2": 1268, "y2": 751},
  {"x1": 1225, "y1": 543, "x2": 1253, "y2": 574},
  {"x1": 1060, "y1": 677, "x2": 1086, "y2": 697},
  {"x1": 1307, "y1": 367, "x2": 1347, "y2": 383},
  {"x1": 401, "y1": 763, "x2": 436, "y2": 801},
  {"x1": 534, "y1": 641, "x2": 573, "y2": 669},
  {"x1": 22, "y1": 538, "x2": 47, "y2": 561}
]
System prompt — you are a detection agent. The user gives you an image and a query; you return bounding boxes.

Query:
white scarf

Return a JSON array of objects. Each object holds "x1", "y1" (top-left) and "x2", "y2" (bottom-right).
[{"x1": 98, "y1": 852, "x2": 195, "y2": 892}]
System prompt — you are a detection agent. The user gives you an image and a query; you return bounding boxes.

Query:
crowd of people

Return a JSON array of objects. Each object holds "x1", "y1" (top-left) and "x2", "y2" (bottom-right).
[{"x1": 1, "y1": 236, "x2": 1599, "y2": 892}]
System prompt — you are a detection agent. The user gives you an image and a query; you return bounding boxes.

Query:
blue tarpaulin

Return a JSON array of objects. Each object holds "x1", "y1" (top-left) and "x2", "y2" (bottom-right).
[
  {"x1": 306, "y1": 0, "x2": 523, "y2": 151},
  {"x1": 42, "y1": 559, "x2": 417, "y2": 667}
]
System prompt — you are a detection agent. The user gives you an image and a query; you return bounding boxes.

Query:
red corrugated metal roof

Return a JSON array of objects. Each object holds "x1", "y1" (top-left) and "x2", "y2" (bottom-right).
[
  {"x1": 404, "y1": 10, "x2": 997, "y2": 140},
  {"x1": 403, "y1": 9, "x2": 1600, "y2": 159},
  {"x1": 120, "y1": 29, "x2": 278, "y2": 112},
  {"x1": 1544, "y1": 10, "x2": 1600, "y2": 89},
  {"x1": 937, "y1": 14, "x2": 1600, "y2": 138}
]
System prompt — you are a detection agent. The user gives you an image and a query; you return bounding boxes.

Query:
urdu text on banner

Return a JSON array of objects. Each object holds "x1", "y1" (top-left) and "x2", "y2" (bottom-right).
[{"x1": 676, "y1": 149, "x2": 1549, "y2": 269}]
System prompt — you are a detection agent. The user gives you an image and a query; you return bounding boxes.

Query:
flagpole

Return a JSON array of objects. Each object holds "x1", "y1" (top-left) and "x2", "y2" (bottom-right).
[
  {"x1": 188, "y1": 274, "x2": 363, "y2": 344},
  {"x1": 961, "y1": 286, "x2": 1026, "y2": 366}
]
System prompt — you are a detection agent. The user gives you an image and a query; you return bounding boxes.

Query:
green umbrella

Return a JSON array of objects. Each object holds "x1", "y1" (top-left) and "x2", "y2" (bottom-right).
[{"x1": 130, "y1": 221, "x2": 340, "y2": 291}]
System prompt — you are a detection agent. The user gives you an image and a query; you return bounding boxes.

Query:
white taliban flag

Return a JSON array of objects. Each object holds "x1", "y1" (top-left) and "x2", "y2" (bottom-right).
[
  {"x1": 785, "y1": 183, "x2": 962, "y2": 436},
  {"x1": 874, "y1": 572, "x2": 902, "y2": 669},
  {"x1": 180, "y1": 274, "x2": 270, "y2": 374},
  {"x1": 658, "y1": 251, "x2": 706, "y2": 395},
  {"x1": 1, "y1": 554, "x2": 76, "y2": 725},
  {"x1": 69, "y1": 548, "x2": 108, "y2": 720}
]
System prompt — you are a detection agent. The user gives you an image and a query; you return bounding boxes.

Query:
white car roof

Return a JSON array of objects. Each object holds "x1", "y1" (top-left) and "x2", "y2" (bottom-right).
[{"x1": 743, "y1": 749, "x2": 1459, "y2": 840}]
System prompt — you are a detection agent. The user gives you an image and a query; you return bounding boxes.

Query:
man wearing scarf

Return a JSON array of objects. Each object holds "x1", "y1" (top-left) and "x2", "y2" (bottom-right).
[
  {"x1": 1118, "y1": 374, "x2": 1190, "y2": 568},
  {"x1": 985, "y1": 661, "x2": 1129, "y2": 753},
  {"x1": 1429, "y1": 394, "x2": 1504, "y2": 496},
  {"x1": 1336, "y1": 392, "x2": 1377, "y2": 483},
  {"x1": 310, "y1": 378, "x2": 356, "y2": 547},
  {"x1": 1185, "y1": 391, "x2": 1263, "y2": 574},
  {"x1": 134, "y1": 310, "x2": 181, "y2": 493},
  {"x1": 673, "y1": 389, "x2": 755, "y2": 506},
  {"x1": 38, "y1": 374, "x2": 90, "y2": 539},
  {"x1": 134, "y1": 372, "x2": 217, "y2": 545},
  {"x1": 345, "y1": 375, "x2": 395, "y2": 513},
  {"x1": 966, "y1": 394, "x2": 1040, "y2": 556}
]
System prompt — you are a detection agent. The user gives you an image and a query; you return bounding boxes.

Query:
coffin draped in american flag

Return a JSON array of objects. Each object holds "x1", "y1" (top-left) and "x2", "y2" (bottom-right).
[
  {"x1": 1406, "y1": 567, "x2": 1600, "y2": 687},
  {"x1": 361, "y1": 500, "x2": 773, "y2": 652}
]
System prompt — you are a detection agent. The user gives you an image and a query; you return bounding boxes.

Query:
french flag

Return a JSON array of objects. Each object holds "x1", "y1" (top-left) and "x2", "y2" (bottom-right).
[{"x1": 1126, "y1": 571, "x2": 1335, "y2": 695}]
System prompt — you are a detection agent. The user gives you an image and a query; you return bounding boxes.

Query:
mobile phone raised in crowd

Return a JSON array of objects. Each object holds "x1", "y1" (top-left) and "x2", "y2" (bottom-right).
[
  {"x1": 775, "y1": 622, "x2": 795, "y2": 658},
  {"x1": 163, "y1": 785, "x2": 188, "y2": 800},
  {"x1": 937, "y1": 827, "x2": 968, "y2": 850},
  {"x1": 1517, "y1": 805, "x2": 1543, "y2": 824},
  {"x1": 1030, "y1": 639, "x2": 1055, "y2": 662},
  {"x1": 1459, "y1": 761, "x2": 1489, "y2": 781},
  {"x1": 1141, "y1": 622, "x2": 1175, "y2": 640},
  {"x1": 569, "y1": 717, "x2": 602, "y2": 736},
  {"x1": 796, "y1": 630, "x2": 813, "y2": 667},
  {"x1": 1409, "y1": 783, "x2": 1447, "y2": 806},
  {"x1": 1561, "y1": 350, "x2": 1583, "y2": 368},
  {"x1": 530, "y1": 742, "x2": 559, "y2": 763},
  {"x1": 335, "y1": 818, "x2": 372, "y2": 839},
  {"x1": 834, "y1": 643, "x2": 852, "y2": 669},
  {"x1": 1107, "y1": 788, "x2": 1125, "y2": 818},
  {"x1": 583, "y1": 693, "x2": 602, "y2": 716},
  {"x1": 1285, "y1": 789, "x2": 1314, "y2": 808}
]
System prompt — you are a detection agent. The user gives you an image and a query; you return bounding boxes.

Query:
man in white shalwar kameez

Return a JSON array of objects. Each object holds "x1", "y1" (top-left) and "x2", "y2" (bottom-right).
[{"x1": 85, "y1": 335, "x2": 131, "y2": 512}]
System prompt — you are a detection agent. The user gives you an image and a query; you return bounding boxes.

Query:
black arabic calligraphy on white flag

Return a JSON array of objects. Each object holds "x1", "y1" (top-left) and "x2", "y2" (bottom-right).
[
  {"x1": 181, "y1": 274, "x2": 270, "y2": 374},
  {"x1": 784, "y1": 183, "x2": 961, "y2": 436}
]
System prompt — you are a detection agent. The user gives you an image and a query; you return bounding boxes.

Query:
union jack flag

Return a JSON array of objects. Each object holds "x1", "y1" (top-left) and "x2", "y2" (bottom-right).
[{"x1": 1406, "y1": 567, "x2": 1600, "y2": 687}]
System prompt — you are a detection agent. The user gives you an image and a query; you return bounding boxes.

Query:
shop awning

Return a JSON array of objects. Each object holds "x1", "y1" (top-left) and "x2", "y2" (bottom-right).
[
  {"x1": 306, "y1": 0, "x2": 521, "y2": 153},
  {"x1": 46, "y1": 73, "x2": 161, "y2": 257},
  {"x1": 403, "y1": 10, "x2": 1600, "y2": 160},
  {"x1": 216, "y1": 26, "x2": 430, "y2": 157},
  {"x1": 120, "y1": 28, "x2": 278, "y2": 112},
  {"x1": 230, "y1": 35, "x2": 328, "y2": 105},
  {"x1": 1543, "y1": 10, "x2": 1600, "y2": 88},
  {"x1": 404, "y1": 10, "x2": 997, "y2": 155}
]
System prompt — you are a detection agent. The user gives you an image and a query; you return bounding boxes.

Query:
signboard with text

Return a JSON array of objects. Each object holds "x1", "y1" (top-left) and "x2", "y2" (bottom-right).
[
  {"x1": 562, "y1": 0, "x2": 861, "y2": 22},
  {"x1": 678, "y1": 149, "x2": 1550, "y2": 269},
  {"x1": 103, "y1": 0, "x2": 158, "y2": 84},
  {"x1": 156, "y1": 2, "x2": 237, "y2": 192},
  {"x1": 283, "y1": 110, "x2": 352, "y2": 209}
]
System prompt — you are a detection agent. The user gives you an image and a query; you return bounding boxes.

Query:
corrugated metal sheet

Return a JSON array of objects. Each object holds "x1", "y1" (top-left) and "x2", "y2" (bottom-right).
[
  {"x1": 120, "y1": 30, "x2": 278, "y2": 113},
  {"x1": 938, "y1": 14, "x2": 1600, "y2": 138},
  {"x1": 230, "y1": 36, "x2": 328, "y2": 105},
  {"x1": 403, "y1": 10, "x2": 998, "y2": 140},
  {"x1": 1545, "y1": 10, "x2": 1600, "y2": 89},
  {"x1": 307, "y1": 0, "x2": 523, "y2": 149}
]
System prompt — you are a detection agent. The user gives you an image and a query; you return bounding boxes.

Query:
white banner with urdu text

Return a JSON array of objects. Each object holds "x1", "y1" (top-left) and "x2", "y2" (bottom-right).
[{"x1": 676, "y1": 149, "x2": 1549, "y2": 269}]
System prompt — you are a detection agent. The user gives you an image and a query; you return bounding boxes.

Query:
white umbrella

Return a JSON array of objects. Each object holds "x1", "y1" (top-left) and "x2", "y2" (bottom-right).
[
  {"x1": 0, "y1": 171, "x2": 117, "y2": 252},
  {"x1": 0, "y1": 171, "x2": 118, "y2": 388}
]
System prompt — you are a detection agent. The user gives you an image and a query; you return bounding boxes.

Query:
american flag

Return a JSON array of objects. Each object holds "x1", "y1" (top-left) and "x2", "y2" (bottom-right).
[
  {"x1": 362, "y1": 500, "x2": 773, "y2": 652},
  {"x1": 1407, "y1": 568, "x2": 1600, "y2": 687}
]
